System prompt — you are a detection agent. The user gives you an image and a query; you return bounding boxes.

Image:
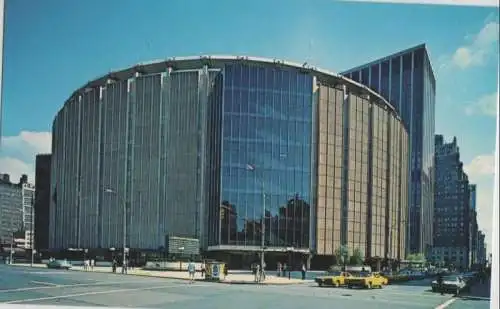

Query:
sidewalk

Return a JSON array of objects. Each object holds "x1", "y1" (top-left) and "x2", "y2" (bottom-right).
[
  {"x1": 10, "y1": 263, "x2": 312, "y2": 285},
  {"x1": 460, "y1": 280, "x2": 491, "y2": 300}
]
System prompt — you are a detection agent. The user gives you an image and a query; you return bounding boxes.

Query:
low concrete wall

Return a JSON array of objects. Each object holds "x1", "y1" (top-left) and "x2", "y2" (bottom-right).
[{"x1": 143, "y1": 261, "x2": 204, "y2": 271}]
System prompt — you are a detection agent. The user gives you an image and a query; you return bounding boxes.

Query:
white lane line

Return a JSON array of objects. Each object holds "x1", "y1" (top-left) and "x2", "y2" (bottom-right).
[
  {"x1": 3, "y1": 283, "x2": 209, "y2": 304},
  {"x1": 30, "y1": 281, "x2": 59, "y2": 286},
  {"x1": 0, "y1": 280, "x2": 151, "y2": 293},
  {"x1": 435, "y1": 298, "x2": 456, "y2": 309}
]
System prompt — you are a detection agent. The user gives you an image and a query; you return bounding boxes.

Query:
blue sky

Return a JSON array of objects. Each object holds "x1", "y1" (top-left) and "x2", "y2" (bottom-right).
[{"x1": 1, "y1": 0, "x2": 498, "y2": 254}]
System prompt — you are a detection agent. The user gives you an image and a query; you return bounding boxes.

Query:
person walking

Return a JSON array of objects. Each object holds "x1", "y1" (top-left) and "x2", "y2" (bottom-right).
[
  {"x1": 277, "y1": 262, "x2": 282, "y2": 277},
  {"x1": 188, "y1": 260, "x2": 196, "y2": 283},
  {"x1": 437, "y1": 272, "x2": 444, "y2": 295},
  {"x1": 301, "y1": 263, "x2": 307, "y2": 280},
  {"x1": 90, "y1": 258, "x2": 95, "y2": 271},
  {"x1": 223, "y1": 263, "x2": 229, "y2": 280}
]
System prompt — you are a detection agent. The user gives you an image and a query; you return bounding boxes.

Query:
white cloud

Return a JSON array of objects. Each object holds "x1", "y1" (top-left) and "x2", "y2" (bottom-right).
[
  {"x1": 438, "y1": 18, "x2": 499, "y2": 72},
  {"x1": 0, "y1": 131, "x2": 52, "y2": 184},
  {"x1": 451, "y1": 20, "x2": 499, "y2": 69},
  {"x1": 465, "y1": 92, "x2": 499, "y2": 117},
  {"x1": 464, "y1": 153, "x2": 495, "y2": 178},
  {"x1": 464, "y1": 153, "x2": 496, "y2": 255}
]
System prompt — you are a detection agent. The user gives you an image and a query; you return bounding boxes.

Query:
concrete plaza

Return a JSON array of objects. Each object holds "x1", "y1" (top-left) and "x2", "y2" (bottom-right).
[{"x1": 0, "y1": 264, "x2": 491, "y2": 309}]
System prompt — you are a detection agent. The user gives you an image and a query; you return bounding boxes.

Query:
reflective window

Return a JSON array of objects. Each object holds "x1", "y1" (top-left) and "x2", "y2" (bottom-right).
[{"x1": 219, "y1": 63, "x2": 313, "y2": 248}]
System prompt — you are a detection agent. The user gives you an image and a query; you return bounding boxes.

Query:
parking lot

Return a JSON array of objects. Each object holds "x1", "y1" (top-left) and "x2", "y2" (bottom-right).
[{"x1": 0, "y1": 265, "x2": 490, "y2": 309}]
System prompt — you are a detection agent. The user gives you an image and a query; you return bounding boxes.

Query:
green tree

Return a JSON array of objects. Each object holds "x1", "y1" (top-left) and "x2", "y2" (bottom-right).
[
  {"x1": 349, "y1": 248, "x2": 364, "y2": 266},
  {"x1": 407, "y1": 253, "x2": 426, "y2": 263},
  {"x1": 334, "y1": 245, "x2": 349, "y2": 266}
]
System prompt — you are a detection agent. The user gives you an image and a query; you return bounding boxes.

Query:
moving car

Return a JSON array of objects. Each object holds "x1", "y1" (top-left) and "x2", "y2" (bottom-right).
[
  {"x1": 431, "y1": 275, "x2": 467, "y2": 295},
  {"x1": 315, "y1": 271, "x2": 352, "y2": 287},
  {"x1": 345, "y1": 272, "x2": 386, "y2": 289},
  {"x1": 47, "y1": 259, "x2": 72, "y2": 270}
]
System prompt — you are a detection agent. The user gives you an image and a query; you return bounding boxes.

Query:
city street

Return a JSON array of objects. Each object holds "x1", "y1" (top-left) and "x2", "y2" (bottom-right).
[{"x1": 0, "y1": 265, "x2": 490, "y2": 309}]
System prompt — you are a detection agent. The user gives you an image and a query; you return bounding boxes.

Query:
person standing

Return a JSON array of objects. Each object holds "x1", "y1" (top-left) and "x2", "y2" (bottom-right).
[
  {"x1": 277, "y1": 262, "x2": 282, "y2": 277},
  {"x1": 90, "y1": 258, "x2": 95, "y2": 271},
  {"x1": 301, "y1": 263, "x2": 307, "y2": 280},
  {"x1": 188, "y1": 260, "x2": 196, "y2": 283}
]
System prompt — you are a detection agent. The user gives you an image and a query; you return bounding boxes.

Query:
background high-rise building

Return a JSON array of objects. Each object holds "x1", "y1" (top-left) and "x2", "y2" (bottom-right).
[
  {"x1": 0, "y1": 174, "x2": 35, "y2": 249},
  {"x1": 477, "y1": 230, "x2": 487, "y2": 264},
  {"x1": 342, "y1": 44, "x2": 436, "y2": 257},
  {"x1": 35, "y1": 154, "x2": 52, "y2": 251},
  {"x1": 432, "y1": 135, "x2": 471, "y2": 269},
  {"x1": 469, "y1": 184, "x2": 479, "y2": 265},
  {"x1": 48, "y1": 56, "x2": 409, "y2": 268}
]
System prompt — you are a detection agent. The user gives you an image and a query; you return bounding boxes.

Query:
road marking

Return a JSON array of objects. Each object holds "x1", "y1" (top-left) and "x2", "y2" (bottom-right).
[
  {"x1": 30, "y1": 281, "x2": 59, "y2": 286},
  {"x1": 435, "y1": 298, "x2": 456, "y2": 309},
  {"x1": 0, "y1": 280, "x2": 153, "y2": 293},
  {"x1": 3, "y1": 283, "x2": 209, "y2": 304}
]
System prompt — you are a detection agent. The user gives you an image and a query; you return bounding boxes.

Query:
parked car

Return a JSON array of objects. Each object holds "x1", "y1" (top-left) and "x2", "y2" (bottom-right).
[
  {"x1": 315, "y1": 271, "x2": 352, "y2": 287},
  {"x1": 345, "y1": 272, "x2": 386, "y2": 289},
  {"x1": 47, "y1": 259, "x2": 72, "y2": 270},
  {"x1": 431, "y1": 275, "x2": 468, "y2": 295}
]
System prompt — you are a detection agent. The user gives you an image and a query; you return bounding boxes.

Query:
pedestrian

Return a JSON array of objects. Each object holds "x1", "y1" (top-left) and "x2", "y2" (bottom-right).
[
  {"x1": 282, "y1": 263, "x2": 287, "y2": 278},
  {"x1": 223, "y1": 263, "x2": 229, "y2": 280},
  {"x1": 437, "y1": 272, "x2": 444, "y2": 295},
  {"x1": 84, "y1": 259, "x2": 89, "y2": 271},
  {"x1": 301, "y1": 263, "x2": 307, "y2": 280},
  {"x1": 112, "y1": 259, "x2": 117, "y2": 273},
  {"x1": 255, "y1": 264, "x2": 260, "y2": 282},
  {"x1": 188, "y1": 260, "x2": 196, "y2": 283},
  {"x1": 277, "y1": 262, "x2": 282, "y2": 277},
  {"x1": 201, "y1": 261, "x2": 206, "y2": 278},
  {"x1": 90, "y1": 258, "x2": 95, "y2": 271}
]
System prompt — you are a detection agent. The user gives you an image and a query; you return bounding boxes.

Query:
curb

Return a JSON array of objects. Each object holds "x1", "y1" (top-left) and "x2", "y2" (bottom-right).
[{"x1": 8, "y1": 264, "x2": 310, "y2": 286}]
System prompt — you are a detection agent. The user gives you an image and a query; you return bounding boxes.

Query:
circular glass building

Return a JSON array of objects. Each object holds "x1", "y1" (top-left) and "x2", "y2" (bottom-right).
[{"x1": 49, "y1": 56, "x2": 408, "y2": 267}]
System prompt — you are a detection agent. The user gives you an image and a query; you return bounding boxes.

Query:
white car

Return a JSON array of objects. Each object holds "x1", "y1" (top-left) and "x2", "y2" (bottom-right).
[{"x1": 431, "y1": 275, "x2": 467, "y2": 295}]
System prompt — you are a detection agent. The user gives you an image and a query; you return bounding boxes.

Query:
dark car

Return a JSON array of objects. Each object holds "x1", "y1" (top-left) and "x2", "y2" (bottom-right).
[{"x1": 431, "y1": 275, "x2": 468, "y2": 295}]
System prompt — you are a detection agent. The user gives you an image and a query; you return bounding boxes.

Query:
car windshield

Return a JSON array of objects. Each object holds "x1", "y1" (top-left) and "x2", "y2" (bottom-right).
[
  {"x1": 356, "y1": 272, "x2": 371, "y2": 277},
  {"x1": 328, "y1": 271, "x2": 342, "y2": 276},
  {"x1": 443, "y1": 276, "x2": 459, "y2": 281}
]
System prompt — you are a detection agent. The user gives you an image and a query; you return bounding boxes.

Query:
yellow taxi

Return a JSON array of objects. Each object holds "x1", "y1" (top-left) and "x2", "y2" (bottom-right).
[
  {"x1": 373, "y1": 272, "x2": 389, "y2": 285},
  {"x1": 345, "y1": 271, "x2": 386, "y2": 289},
  {"x1": 315, "y1": 271, "x2": 352, "y2": 287}
]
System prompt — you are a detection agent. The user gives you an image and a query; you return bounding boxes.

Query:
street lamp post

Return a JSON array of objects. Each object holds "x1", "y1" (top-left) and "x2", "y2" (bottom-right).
[
  {"x1": 30, "y1": 195, "x2": 34, "y2": 267},
  {"x1": 246, "y1": 164, "x2": 265, "y2": 274},
  {"x1": 104, "y1": 188, "x2": 127, "y2": 271}
]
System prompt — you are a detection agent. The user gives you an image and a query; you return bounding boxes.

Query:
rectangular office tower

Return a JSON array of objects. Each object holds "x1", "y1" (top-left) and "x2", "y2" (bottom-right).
[
  {"x1": 433, "y1": 135, "x2": 471, "y2": 269},
  {"x1": 342, "y1": 44, "x2": 436, "y2": 256}
]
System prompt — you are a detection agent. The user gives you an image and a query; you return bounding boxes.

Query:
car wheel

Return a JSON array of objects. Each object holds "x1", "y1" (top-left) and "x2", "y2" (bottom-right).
[
  {"x1": 347, "y1": 285, "x2": 352, "y2": 289},
  {"x1": 367, "y1": 282, "x2": 372, "y2": 289},
  {"x1": 432, "y1": 287, "x2": 436, "y2": 292},
  {"x1": 318, "y1": 282, "x2": 323, "y2": 287},
  {"x1": 335, "y1": 281, "x2": 340, "y2": 288}
]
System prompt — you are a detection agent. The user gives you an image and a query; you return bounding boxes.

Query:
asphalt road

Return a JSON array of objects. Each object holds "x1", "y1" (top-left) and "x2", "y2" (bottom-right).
[{"x1": 0, "y1": 265, "x2": 490, "y2": 309}]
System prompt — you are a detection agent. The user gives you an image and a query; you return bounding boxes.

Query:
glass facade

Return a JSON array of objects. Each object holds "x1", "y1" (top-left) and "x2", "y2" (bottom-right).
[
  {"x1": 218, "y1": 64, "x2": 313, "y2": 249},
  {"x1": 342, "y1": 44, "x2": 436, "y2": 256}
]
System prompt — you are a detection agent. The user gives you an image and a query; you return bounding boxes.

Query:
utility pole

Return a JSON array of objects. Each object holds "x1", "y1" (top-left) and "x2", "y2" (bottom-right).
[{"x1": 30, "y1": 195, "x2": 34, "y2": 267}]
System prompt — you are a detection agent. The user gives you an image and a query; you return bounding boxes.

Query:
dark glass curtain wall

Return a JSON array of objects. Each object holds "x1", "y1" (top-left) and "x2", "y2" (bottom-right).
[{"x1": 219, "y1": 63, "x2": 314, "y2": 249}]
